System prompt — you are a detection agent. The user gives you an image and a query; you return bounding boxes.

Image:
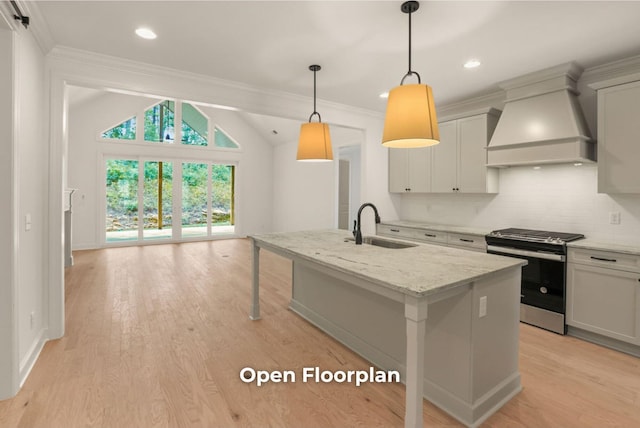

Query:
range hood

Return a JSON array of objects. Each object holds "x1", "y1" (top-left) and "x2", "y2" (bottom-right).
[{"x1": 487, "y1": 62, "x2": 595, "y2": 167}]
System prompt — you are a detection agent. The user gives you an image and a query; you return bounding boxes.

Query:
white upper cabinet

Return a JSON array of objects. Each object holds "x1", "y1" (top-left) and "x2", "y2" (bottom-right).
[
  {"x1": 431, "y1": 121, "x2": 457, "y2": 192},
  {"x1": 432, "y1": 109, "x2": 500, "y2": 193},
  {"x1": 594, "y1": 79, "x2": 640, "y2": 193},
  {"x1": 388, "y1": 147, "x2": 431, "y2": 193},
  {"x1": 388, "y1": 108, "x2": 500, "y2": 194}
]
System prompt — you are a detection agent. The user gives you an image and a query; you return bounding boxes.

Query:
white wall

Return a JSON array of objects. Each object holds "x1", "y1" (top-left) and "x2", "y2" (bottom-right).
[
  {"x1": 0, "y1": 26, "x2": 18, "y2": 401},
  {"x1": 400, "y1": 163, "x2": 640, "y2": 246},
  {"x1": 272, "y1": 141, "x2": 337, "y2": 232},
  {"x1": 0, "y1": 21, "x2": 48, "y2": 400},
  {"x1": 68, "y1": 91, "x2": 274, "y2": 249},
  {"x1": 15, "y1": 18, "x2": 47, "y2": 381}
]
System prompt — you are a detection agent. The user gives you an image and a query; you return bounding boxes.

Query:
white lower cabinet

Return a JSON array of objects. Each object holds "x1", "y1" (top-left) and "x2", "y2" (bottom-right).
[
  {"x1": 446, "y1": 233, "x2": 486, "y2": 252},
  {"x1": 376, "y1": 224, "x2": 486, "y2": 252},
  {"x1": 567, "y1": 248, "x2": 640, "y2": 346}
]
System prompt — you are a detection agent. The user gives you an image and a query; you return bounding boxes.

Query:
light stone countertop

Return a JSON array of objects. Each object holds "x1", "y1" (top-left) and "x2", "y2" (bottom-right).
[
  {"x1": 380, "y1": 220, "x2": 494, "y2": 237},
  {"x1": 567, "y1": 239, "x2": 640, "y2": 256},
  {"x1": 250, "y1": 229, "x2": 525, "y2": 298}
]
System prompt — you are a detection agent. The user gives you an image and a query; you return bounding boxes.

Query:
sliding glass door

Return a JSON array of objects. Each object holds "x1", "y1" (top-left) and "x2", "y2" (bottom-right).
[{"x1": 105, "y1": 157, "x2": 235, "y2": 244}]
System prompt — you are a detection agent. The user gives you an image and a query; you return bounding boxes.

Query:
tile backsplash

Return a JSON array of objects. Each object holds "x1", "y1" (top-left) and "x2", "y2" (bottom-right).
[{"x1": 400, "y1": 164, "x2": 640, "y2": 246}]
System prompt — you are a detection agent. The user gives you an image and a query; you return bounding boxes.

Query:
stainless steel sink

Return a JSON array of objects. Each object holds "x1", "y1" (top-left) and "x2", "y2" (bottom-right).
[{"x1": 345, "y1": 236, "x2": 417, "y2": 249}]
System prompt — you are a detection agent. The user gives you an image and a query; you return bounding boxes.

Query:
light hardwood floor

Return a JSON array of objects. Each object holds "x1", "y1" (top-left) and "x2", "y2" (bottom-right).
[{"x1": 1, "y1": 239, "x2": 639, "y2": 427}]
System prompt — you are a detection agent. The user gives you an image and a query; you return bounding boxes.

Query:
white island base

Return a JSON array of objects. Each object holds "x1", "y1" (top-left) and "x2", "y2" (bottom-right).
[
  {"x1": 250, "y1": 230, "x2": 525, "y2": 428},
  {"x1": 289, "y1": 261, "x2": 521, "y2": 428}
]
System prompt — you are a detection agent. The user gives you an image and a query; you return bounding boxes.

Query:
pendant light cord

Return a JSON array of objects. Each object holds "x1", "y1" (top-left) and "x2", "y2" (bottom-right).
[
  {"x1": 400, "y1": 3, "x2": 421, "y2": 85},
  {"x1": 309, "y1": 65, "x2": 322, "y2": 123}
]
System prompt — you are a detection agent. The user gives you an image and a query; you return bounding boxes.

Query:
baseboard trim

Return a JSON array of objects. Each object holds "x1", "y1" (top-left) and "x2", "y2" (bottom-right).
[
  {"x1": 567, "y1": 326, "x2": 640, "y2": 358},
  {"x1": 19, "y1": 329, "x2": 47, "y2": 388}
]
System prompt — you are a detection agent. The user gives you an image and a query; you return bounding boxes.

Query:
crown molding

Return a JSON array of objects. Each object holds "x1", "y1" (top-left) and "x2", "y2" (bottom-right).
[
  {"x1": 582, "y1": 53, "x2": 640, "y2": 90},
  {"x1": 48, "y1": 46, "x2": 384, "y2": 121},
  {"x1": 437, "y1": 89, "x2": 505, "y2": 119}
]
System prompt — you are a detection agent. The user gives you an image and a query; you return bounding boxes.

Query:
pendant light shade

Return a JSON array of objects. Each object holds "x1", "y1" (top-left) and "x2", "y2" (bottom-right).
[
  {"x1": 297, "y1": 65, "x2": 333, "y2": 161},
  {"x1": 382, "y1": 1, "x2": 440, "y2": 148},
  {"x1": 297, "y1": 122, "x2": 333, "y2": 161},
  {"x1": 382, "y1": 83, "x2": 439, "y2": 147}
]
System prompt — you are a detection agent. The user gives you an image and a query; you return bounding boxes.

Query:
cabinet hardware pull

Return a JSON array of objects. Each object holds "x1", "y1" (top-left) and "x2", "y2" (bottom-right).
[
  {"x1": 460, "y1": 238, "x2": 474, "y2": 243},
  {"x1": 590, "y1": 256, "x2": 617, "y2": 262},
  {"x1": 424, "y1": 234, "x2": 436, "y2": 238},
  {"x1": 390, "y1": 229, "x2": 400, "y2": 232}
]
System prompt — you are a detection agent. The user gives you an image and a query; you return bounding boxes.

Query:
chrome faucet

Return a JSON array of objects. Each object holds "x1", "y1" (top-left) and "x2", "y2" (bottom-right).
[{"x1": 353, "y1": 203, "x2": 381, "y2": 245}]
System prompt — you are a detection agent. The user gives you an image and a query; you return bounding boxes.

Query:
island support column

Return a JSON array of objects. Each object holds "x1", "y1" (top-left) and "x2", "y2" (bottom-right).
[
  {"x1": 404, "y1": 295, "x2": 429, "y2": 428},
  {"x1": 250, "y1": 241, "x2": 261, "y2": 320}
]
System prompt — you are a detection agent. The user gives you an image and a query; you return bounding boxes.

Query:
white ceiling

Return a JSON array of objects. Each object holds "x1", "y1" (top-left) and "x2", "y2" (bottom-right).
[{"x1": 34, "y1": 1, "x2": 640, "y2": 113}]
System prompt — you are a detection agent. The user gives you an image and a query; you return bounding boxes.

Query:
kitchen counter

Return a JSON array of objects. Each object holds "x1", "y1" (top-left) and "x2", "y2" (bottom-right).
[
  {"x1": 568, "y1": 238, "x2": 640, "y2": 256},
  {"x1": 380, "y1": 220, "x2": 493, "y2": 237},
  {"x1": 250, "y1": 229, "x2": 524, "y2": 297},
  {"x1": 249, "y1": 229, "x2": 525, "y2": 428}
]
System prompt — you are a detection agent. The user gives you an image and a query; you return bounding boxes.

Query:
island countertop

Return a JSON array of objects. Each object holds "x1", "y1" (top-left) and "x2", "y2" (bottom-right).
[{"x1": 250, "y1": 229, "x2": 526, "y2": 298}]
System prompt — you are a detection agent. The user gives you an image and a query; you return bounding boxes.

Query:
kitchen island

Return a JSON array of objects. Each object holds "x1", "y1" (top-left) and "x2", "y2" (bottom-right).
[{"x1": 249, "y1": 229, "x2": 526, "y2": 428}]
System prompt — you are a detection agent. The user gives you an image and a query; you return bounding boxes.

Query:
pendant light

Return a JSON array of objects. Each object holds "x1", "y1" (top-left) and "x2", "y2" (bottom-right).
[
  {"x1": 297, "y1": 64, "x2": 333, "y2": 161},
  {"x1": 382, "y1": 1, "x2": 439, "y2": 148}
]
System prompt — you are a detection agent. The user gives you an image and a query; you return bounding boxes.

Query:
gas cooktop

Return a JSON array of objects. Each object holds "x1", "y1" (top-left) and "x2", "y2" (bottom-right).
[{"x1": 487, "y1": 228, "x2": 585, "y2": 245}]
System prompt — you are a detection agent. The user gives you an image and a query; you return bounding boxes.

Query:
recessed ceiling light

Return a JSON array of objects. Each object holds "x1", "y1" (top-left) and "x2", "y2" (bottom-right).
[
  {"x1": 463, "y1": 59, "x2": 481, "y2": 69},
  {"x1": 533, "y1": 166, "x2": 542, "y2": 170},
  {"x1": 135, "y1": 28, "x2": 157, "y2": 40},
  {"x1": 573, "y1": 162, "x2": 583, "y2": 166},
  {"x1": 379, "y1": 92, "x2": 389, "y2": 99}
]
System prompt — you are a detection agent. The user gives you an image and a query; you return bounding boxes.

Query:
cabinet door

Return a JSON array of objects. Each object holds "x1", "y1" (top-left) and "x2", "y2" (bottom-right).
[
  {"x1": 388, "y1": 148, "x2": 409, "y2": 192},
  {"x1": 597, "y1": 81, "x2": 640, "y2": 193},
  {"x1": 431, "y1": 120, "x2": 458, "y2": 192},
  {"x1": 567, "y1": 263, "x2": 640, "y2": 345},
  {"x1": 388, "y1": 148, "x2": 431, "y2": 193},
  {"x1": 457, "y1": 115, "x2": 489, "y2": 193},
  {"x1": 407, "y1": 147, "x2": 431, "y2": 193}
]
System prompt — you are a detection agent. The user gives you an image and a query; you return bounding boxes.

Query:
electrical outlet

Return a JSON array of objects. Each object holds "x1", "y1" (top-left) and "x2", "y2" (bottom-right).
[
  {"x1": 479, "y1": 296, "x2": 487, "y2": 318},
  {"x1": 609, "y1": 212, "x2": 621, "y2": 225}
]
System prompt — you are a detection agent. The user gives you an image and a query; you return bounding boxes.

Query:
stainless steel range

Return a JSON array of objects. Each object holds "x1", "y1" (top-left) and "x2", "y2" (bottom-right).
[{"x1": 486, "y1": 228, "x2": 585, "y2": 334}]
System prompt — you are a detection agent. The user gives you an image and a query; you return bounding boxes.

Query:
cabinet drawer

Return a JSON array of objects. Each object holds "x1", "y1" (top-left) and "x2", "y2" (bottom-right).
[
  {"x1": 568, "y1": 248, "x2": 640, "y2": 273},
  {"x1": 376, "y1": 224, "x2": 413, "y2": 239},
  {"x1": 447, "y1": 233, "x2": 486, "y2": 252},
  {"x1": 376, "y1": 225, "x2": 447, "y2": 245}
]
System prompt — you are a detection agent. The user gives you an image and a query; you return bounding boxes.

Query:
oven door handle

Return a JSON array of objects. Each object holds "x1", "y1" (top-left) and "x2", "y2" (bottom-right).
[{"x1": 487, "y1": 245, "x2": 566, "y2": 262}]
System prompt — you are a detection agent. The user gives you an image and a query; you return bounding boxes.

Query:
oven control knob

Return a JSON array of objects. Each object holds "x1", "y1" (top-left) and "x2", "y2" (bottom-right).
[{"x1": 540, "y1": 286, "x2": 548, "y2": 294}]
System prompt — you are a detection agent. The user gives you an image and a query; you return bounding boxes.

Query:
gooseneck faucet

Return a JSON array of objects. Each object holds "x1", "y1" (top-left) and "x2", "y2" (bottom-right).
[{"x1": 353, "y1": 203, "x2": 381, "y2": 245}]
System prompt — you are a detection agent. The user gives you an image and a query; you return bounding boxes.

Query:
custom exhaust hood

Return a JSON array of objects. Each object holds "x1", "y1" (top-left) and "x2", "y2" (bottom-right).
[{"x1": 487, "y1": 62, "x2": 595, "y2": 167}]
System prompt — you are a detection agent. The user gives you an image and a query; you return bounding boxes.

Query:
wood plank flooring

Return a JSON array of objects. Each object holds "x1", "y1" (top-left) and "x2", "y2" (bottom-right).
[{"x1": 1, "y1": 238, "x2": 639, "y2": 427}]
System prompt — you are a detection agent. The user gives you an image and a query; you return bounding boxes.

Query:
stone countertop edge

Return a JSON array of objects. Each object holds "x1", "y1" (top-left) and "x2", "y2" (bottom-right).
[
  {"x1": 379, "y1": 220, "x2": 493, "y2": 237},
  {"x1": 249, "y1": 229, "x2": 525, "y2": 298},
  {"x1": 567, "y1": 239, "x2": 640, "y2": 256}
]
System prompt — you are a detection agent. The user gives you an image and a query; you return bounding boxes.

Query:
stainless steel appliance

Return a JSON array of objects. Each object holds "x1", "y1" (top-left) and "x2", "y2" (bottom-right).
[{"x1": 486, "y1": 228, "x2": 585, "y2": 334}]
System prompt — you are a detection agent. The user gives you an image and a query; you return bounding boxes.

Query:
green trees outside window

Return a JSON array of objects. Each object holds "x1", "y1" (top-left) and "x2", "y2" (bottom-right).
[
  {"x1": 106, "y1": 159, "x2": 139, "y2": 241},
  {"x1": 106, "y1": 159, "x2": 235, "y2": 242},
  {"x1": 102, "y1": 117, "x2": 136, "y2": 140},
  {"x1": 145, "y1": 101, "x2": 175, "y2": 143}
]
